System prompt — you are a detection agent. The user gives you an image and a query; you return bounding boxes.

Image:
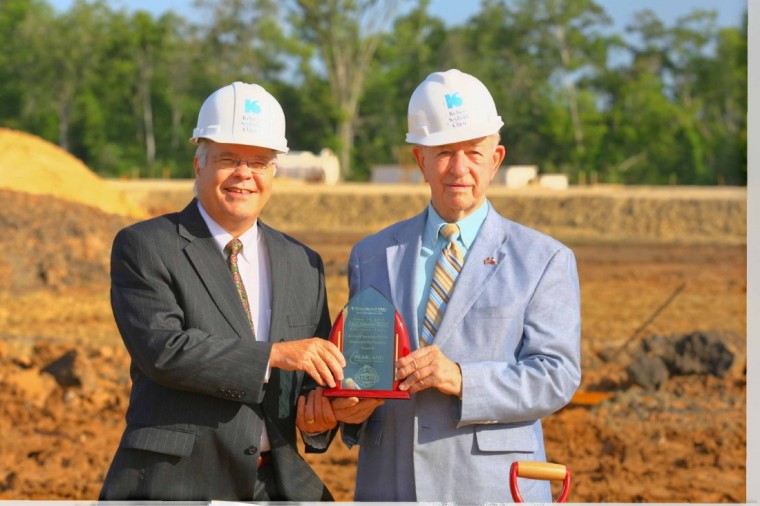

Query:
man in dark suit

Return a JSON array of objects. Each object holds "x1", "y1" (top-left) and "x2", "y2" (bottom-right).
[{"x1": 100, "y1": 82, "x2": 345, "y2": 501}]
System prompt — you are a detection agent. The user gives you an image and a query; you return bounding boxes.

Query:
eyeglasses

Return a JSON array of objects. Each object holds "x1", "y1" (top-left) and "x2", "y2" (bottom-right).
[{"x1": 213, "y1": 156, "x2": 276, "y2": 173}]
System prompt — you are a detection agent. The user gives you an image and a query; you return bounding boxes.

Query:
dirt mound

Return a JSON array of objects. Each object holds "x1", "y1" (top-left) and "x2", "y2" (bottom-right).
[
  {"x1": 543, "y1": 373, "x2": 745, "y2": 502},
  {"x1": 626, "y1": 332, "x2": 738, "y2": 389},
  {"x1": 0, "y1": 339, "x2": 130, "y2": 499},
  {"x1": 0, "y1": 189, "x2": 136, "y2": 291},
  {"x1": 0, "y1": 128, "x2": 146, "y2": 218},
  {"x1": 112, "y1": 181, "x2": 747, "y2": 245}
]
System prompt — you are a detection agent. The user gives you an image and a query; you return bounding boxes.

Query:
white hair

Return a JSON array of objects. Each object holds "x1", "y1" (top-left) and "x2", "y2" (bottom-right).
[
  {"x1": 195, "y1": 139, "x2": 209, "y2": 169},
  {"x1": 192, "y1": 140, "x2": 209, "y2": 196}
]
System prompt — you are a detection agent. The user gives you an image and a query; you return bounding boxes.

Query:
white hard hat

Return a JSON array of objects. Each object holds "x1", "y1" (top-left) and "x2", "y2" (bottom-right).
[
  {"x1": 190, "y1": 81, "x2": 289, "y2": 153},
  {"x1": 406, "y1": 69, "x2": 504, "y2": 146}
]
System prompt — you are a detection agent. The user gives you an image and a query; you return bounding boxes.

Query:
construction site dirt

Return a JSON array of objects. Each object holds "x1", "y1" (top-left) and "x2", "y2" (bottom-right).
[{"x1": 0, "y1": 188, "x2": 746, "y2": 503}]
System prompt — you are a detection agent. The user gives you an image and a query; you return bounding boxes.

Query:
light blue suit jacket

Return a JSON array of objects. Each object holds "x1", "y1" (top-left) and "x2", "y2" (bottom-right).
[{"x1": 344, "y1": 203, "x2": 581, "y2": 503}]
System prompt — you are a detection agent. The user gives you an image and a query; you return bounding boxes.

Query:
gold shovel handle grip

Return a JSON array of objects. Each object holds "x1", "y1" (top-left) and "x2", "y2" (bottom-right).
[
  {"x1": 510, "y1": 461, "x2": 571, "y2": 503},
  {"x1": 513, "y1": 461, "x2": 568, "y2": 481}
]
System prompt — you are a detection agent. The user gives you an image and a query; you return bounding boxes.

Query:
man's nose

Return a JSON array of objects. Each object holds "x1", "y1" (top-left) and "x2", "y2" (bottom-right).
[
  {"x1": 447, "y1": 151, "x2": 469, "y2": 175},
  {"x1": 232, "y1": 162, "x2": 255, "y2": 177}
]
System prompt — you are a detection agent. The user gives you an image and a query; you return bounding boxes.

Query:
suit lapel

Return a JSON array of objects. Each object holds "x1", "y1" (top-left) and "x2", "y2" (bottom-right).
[
  {"x1": 433, "y1": 208, "x2": 510, "y2": 347},
  {"x1": 178, "y1": 200, "x2": 254, "y2": 341},
  {"x1": 387, "y1": 212, "x2": 426, "y2": 350},
  {"x1": 260, "y1": 222, "x2": 292, "y2": 344},
  {"x1": 259, "y1": 222, "x2": 294, "y2": 420}
]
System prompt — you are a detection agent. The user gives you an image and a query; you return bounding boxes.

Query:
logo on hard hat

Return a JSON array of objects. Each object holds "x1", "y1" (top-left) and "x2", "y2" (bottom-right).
[
  {"x1": 245, "y1": 99, "x2": 261, "y2": 113},
  {"x1": 445, "y1": 92, "x2": 463, "y2": 109},
  {"x1": 447, "y1": 92, "x2": 469, "y2": 128},
  {"x1": 242, "y1": 99, "x2": 263, "y2": 134}
]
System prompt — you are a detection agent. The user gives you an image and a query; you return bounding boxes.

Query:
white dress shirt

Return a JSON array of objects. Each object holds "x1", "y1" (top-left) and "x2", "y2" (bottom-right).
[{"x1": 198, "y1": 202, "x2": 272, "y2": 451}]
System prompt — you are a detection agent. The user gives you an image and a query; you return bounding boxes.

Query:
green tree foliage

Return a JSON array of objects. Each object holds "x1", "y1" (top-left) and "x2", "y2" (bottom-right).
[
  {"x1": 289, "y1": 0, "x2": 404, "y2": 180},
  {"x1": 0, "y1": 0, "x2": 747, "y2": 185},
  {"x1": 445, "y1": 0, "x2": 615, "y2": 179},
  {"x1": 355, "y1": 0, "x2": 448, "y2": 180},
  {"x1": 691, "y1": 19, "x2": 748, "y2": 185},
  {"x1": 0, "y1": 0, "x2": 47, "y2": 128},
  {"x1": 15, "y1": 1, "x2": 111, "y2": 152}
]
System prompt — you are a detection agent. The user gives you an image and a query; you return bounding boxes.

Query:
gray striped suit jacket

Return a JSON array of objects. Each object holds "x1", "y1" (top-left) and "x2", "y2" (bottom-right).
[{"x1": 99, "y1": 199, "x2": 334, "y2": 501}]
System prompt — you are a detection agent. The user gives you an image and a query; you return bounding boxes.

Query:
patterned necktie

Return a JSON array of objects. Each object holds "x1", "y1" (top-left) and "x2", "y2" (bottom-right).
[
  {"x1": 420, "y1": 223, "x2": 464, "y2": 347},
  {"x1": 224, "y1": 238, "x2": 254, "y2": 331}
]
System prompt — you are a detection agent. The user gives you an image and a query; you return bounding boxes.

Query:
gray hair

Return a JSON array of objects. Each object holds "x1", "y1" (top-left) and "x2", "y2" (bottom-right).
[
  {"x1": 193, "y1": 140, "x2": 209, "y2": 196},
  {"x1": 195, "y1": 139, "x2": 209, "y2": 169}
]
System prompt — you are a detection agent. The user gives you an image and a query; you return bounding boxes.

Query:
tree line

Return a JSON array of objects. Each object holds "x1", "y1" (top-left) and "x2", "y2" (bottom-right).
[{"x1": 0, "y1": 0, "x2": 747, "y2": 185}]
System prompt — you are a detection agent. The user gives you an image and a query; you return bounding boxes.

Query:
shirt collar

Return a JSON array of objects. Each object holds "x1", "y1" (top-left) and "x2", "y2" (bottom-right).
[
  {"x1": 424, "y1": 200, "x2": 489, "y2": 249},
  {"x1": 197, "y1": 201, "x2": 258, "y2": 261}
]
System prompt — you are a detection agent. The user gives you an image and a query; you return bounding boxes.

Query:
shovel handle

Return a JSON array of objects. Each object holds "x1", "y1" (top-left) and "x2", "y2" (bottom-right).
[{"x1": 510, "y1": 461, "x2": 571, "y2": 503}]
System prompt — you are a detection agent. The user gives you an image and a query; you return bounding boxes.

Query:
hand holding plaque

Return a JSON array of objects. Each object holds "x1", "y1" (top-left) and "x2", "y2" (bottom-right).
[{"x1": 324, "y1": 287, "x2": 411, "y2": 399}]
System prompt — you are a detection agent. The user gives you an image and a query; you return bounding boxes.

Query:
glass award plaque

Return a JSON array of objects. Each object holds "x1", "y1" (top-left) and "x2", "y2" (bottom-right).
[{"x1": 324, "y1": 287, "x2": 411, "y2": 399}]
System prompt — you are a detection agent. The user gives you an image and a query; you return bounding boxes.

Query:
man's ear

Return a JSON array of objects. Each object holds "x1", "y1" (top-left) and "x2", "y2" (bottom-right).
[
  {"x1": 491, "y1": 144, "x2": 506, "y2": 179},
  {"x1": 412, "y1": 146, "x2": 428, "y2": 182},
  {"x1": 193, "y1": 155, "x2": 201, "y2": 177},
  {"x1": 494, "y1": 144, "x2": 506, "y2": 166}
]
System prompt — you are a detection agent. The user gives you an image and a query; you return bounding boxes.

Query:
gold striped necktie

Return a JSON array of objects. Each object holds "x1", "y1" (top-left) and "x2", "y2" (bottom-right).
[
  {"x1": 420, "y1": 223, "x2": 463, "y2": 347},
  {"x1": 224, "y1": 238, "x2": 255, "y2": 332}
]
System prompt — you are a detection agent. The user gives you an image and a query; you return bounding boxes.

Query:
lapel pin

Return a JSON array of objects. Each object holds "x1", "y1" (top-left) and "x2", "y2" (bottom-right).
[{"x1": 483, "y1": 257, "x2": 497, "y2": 265}]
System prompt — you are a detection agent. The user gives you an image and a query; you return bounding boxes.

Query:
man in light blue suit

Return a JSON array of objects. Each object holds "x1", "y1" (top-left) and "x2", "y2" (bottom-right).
[{"x1": 332, "y1": 69, "x2": 581, "y2": 503}]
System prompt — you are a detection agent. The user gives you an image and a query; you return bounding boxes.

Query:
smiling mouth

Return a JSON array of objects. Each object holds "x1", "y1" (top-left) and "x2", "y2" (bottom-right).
[{"x1": 226, "y1": 188, "x2": 254, "y2": 195}]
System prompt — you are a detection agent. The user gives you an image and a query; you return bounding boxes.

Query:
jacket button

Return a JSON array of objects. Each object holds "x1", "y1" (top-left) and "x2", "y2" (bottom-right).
[{"x1": 244, "y1": 445, "x2": 258, "y2": 455}]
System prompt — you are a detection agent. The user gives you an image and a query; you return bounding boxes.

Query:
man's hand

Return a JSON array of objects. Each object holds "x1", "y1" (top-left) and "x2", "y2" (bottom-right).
[
  {"x1": 330, "y1": 397, "x2": 384, "y2": 424},
  {"x1": 297, "y1": 387, "x2": 337, "y2": 434},
  {"x1": 270, "y1": 338, "x2": 346, "y2": 388},
  {"x1": 395, "y1": 345, "x2": 462, "y2": 397}
]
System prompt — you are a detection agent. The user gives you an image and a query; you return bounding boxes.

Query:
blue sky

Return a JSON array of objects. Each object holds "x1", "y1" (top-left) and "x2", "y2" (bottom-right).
[{"x1": 48, "y1": 0, "x2": 747, "y2": 30}]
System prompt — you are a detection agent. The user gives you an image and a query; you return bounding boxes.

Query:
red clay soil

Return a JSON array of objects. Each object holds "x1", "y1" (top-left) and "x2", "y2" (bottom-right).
[{"x1": 0, "y1": 189, "x2": 746, "y2": 502}]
